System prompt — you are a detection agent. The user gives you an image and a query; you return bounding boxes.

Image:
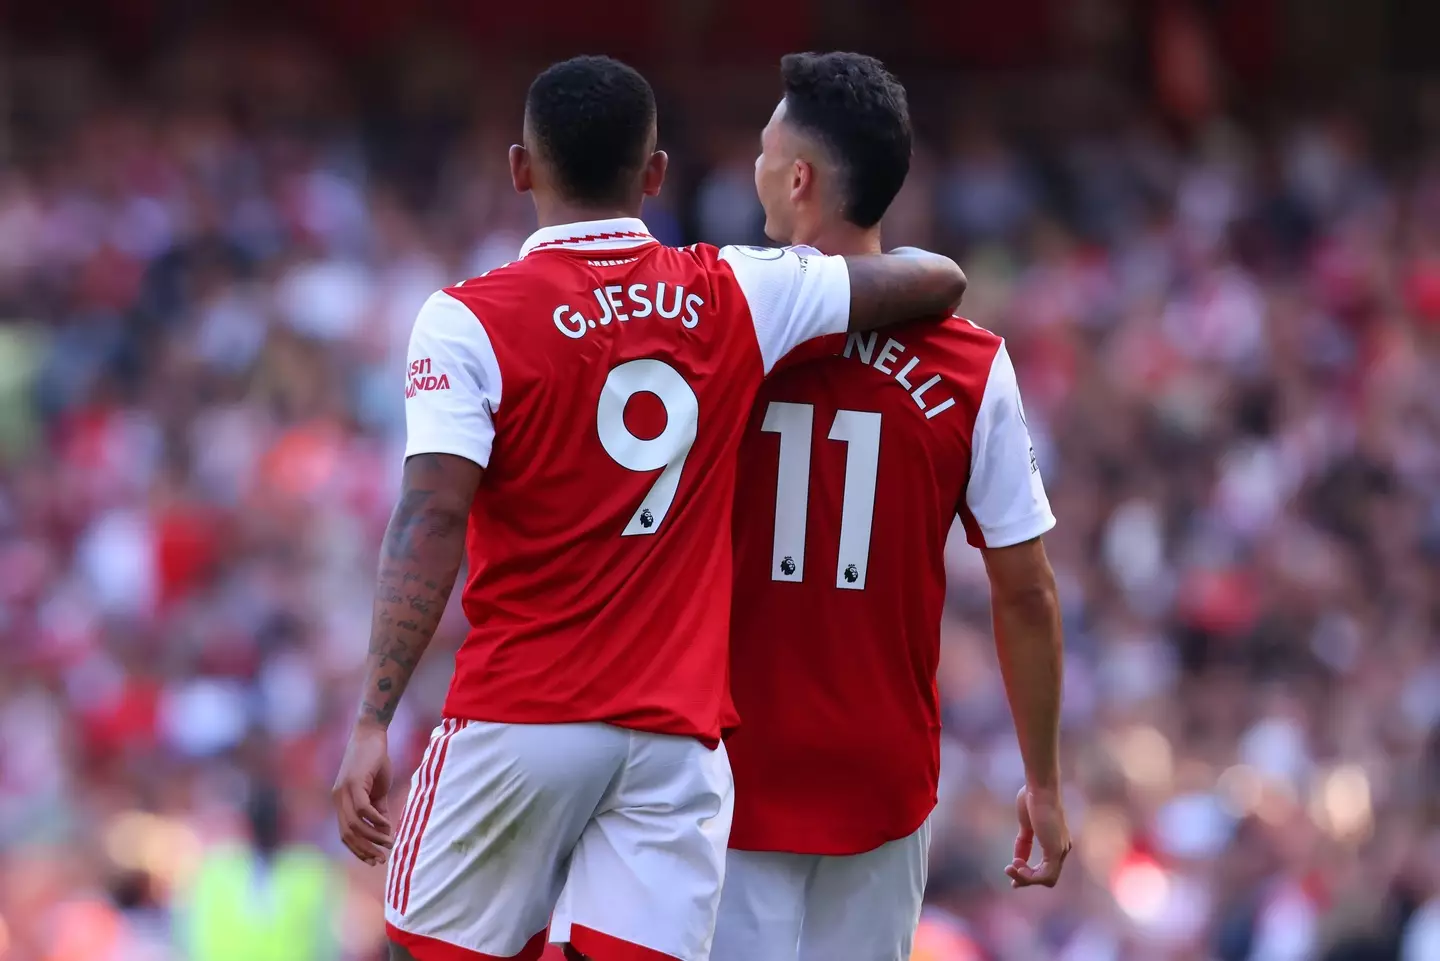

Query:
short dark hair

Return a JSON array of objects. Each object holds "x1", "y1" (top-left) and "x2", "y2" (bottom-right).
[
  {"x1": 780, "y1": 52, "x2": 912, "y2": 228},
  {"x1": 525, "y1": 56, "x2": 657, "y2": 206}
]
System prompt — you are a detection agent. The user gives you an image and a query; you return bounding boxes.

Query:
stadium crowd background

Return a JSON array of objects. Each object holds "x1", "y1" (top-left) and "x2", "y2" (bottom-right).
[{"x1": 1, "y1": 1, "x2": 1439, "y2": 959}]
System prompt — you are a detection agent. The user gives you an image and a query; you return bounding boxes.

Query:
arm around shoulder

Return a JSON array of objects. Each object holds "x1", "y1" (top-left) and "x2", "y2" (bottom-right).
[{"x1": 843, "y1": 248, "x2": 967, "y2": 333}]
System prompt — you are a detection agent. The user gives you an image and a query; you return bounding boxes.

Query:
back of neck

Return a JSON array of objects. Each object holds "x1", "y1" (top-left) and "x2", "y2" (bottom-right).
[
  {"x1": 791, "y1": 220, "x2": 883, "y2": 256},
  {"x1": 534, "y1": 197, "x2": 644, "y2": 228}
]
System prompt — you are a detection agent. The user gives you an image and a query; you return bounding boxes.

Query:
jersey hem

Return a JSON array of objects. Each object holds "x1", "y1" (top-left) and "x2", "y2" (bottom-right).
[
  {"x1": 438, "y1": 706, "x2": 721, "y2": 750},
  {"x1": 727, "y1": 798, "x2": 937, "y2": 857}
]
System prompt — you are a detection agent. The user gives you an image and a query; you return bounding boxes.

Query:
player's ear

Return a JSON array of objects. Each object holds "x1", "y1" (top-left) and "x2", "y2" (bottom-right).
[
  {"x1": 509, "y1": 144, "x2": 532, "y2": 194},
  {"x1": 789, "y1": 158, "x2": 814, "y2": 205},
  {"x1": 642, "y1": 150, "x2": 668, "y2": 198}
]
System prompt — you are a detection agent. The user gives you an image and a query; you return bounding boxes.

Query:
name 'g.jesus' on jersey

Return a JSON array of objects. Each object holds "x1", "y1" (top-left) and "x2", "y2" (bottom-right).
[
  {"x1": 727, "y1": 311, "x2": 1056, "y2": 855},
  {"x1": 403, "y1": 219, "x2": 855, "y2": 748}
]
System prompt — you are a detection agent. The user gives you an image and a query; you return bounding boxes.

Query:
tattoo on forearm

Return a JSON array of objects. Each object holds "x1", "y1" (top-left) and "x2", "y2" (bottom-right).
[{"x1": 358, "y1": 454, "x2": 475, "y2": 726}]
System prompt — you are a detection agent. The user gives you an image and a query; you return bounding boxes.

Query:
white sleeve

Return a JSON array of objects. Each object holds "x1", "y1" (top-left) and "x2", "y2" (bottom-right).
[
  {"x1": 402, "y1": 290, "x2": 503, "y2": 467},
  {"x1": 718, "y1": 245, "x2": 851, "y2": 373},
  {"x1": 965, "y1": 343, "x2": 1056, "y2": 547}
]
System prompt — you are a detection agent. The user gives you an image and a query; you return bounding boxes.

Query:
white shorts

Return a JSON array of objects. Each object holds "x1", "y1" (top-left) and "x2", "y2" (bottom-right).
[
  {"x1": 385, "y1": 718, "x2": 734, "y2": 961},
  {"x1": 710, "y1": 817, "x2": 932, "y2": 961}
]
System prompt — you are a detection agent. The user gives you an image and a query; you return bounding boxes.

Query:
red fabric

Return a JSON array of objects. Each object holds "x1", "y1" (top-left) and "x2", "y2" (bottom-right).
[
  {"x1": 385, "y1": 924, "x2": 547, "y2": 961},
  {"x1": 568, "y1": 925, "x2": 681, "y2": 961},
  {"x1": 439, "y1": 241, "x2": 778, "y2": 747},
  {"x1": 727, "y1": 316, "x2": 1002, "y2": 855}
]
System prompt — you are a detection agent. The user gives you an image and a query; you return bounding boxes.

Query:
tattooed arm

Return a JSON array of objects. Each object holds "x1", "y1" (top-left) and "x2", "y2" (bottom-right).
[
  {"x1": 333, "y1": 452, "x2": 481, "y2": 865},
  {"x1": 842, "y1": 249, "x2": 967, "y2": 332},
  {"x1": 357, "y1": 452, "x2": 481, "y2": 726}
]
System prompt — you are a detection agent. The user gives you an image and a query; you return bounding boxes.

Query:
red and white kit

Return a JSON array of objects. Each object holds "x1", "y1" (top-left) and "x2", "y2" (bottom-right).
[
  {"x1": 715, "y1": 304, "x2": 1055, "y2": 961},
  {"x1": 386, "y1": 219, "x2": 855, "y2": 961}
]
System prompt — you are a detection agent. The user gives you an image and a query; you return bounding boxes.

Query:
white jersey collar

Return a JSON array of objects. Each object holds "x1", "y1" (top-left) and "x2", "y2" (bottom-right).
[{"x1": 520, "y1": 217, "x2": 657, "y2": 258}]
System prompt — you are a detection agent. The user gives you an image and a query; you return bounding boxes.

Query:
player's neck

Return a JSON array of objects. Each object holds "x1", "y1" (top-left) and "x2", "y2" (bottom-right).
[
  {"x1": 533, "y1": 197, "x2": 645, "y2": 229},
  {"x1": 792, "y1": 221, "x2": 882, "y2": 256}
]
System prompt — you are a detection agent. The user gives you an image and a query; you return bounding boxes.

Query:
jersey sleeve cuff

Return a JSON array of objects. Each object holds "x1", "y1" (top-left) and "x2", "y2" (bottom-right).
[
  {"x1": 980, "y1": 510, "x2": 1057, "y2": 549},
  {"x1": 402, "y1": 437, "x2": 491, "y2": 469},
  {"x1": 814, "y1": 254, "x2": 852, "y2": 336}
]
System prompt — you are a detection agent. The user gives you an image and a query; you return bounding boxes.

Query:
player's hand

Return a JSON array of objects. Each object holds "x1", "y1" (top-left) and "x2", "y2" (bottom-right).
[
  {"x1": 332, "y1": 721, "x2": 394, "y2": 867},
  {"x1": 1005, "y1": 785, "x2": 1071, "y2": 889}
]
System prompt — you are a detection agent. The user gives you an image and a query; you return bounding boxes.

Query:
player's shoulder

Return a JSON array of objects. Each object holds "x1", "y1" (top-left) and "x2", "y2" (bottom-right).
[
  {"x1": 447, "y1": 255, "x2": 548, "y2": 294},
  {"x1": 936, "y1": 313, "x2": 1003, "y2": 344},
  {"x1": 710, "y1": 243, "x2": 806, "y2": 269},
  {"x1": 913, "y1": 313, "x2": 1006, "y2": 359},
  {"x1": 407, "y1": 288, "x2": 492, "y2": 357},
  {"x1": 885, "y1": 314, "x2": 1007, "y2": 393},
  {"x1": 438, "y1": 256, "x2": 580, "y2": 322}
]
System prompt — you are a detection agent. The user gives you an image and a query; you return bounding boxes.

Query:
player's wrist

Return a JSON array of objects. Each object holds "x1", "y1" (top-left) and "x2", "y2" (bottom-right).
[
  {"x1": 1024, "y1": 775, "x2": 1062, "y2": 798},
  {"x1": 352, "y1": 711, "x2": 392, "y2": 735}
]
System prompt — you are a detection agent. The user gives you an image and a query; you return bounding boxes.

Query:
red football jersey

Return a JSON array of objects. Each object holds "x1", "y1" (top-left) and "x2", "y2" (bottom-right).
[
  {"x1": 727, "y1": 313, "x2": 1055, "y2": 855},
  {"x1": 402, "y1": 219, "x2": 853, "y2": 747}
]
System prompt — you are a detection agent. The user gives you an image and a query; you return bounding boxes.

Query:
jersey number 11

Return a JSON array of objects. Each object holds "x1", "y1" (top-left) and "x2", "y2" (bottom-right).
[{"x1": 763, "y1": 401, "x2": 880, "y2": 590}]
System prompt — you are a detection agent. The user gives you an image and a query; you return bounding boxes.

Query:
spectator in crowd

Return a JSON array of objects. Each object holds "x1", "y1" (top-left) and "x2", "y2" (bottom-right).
[{"x1": 178, "y1": 783, "x2": 339, "y2": 961}]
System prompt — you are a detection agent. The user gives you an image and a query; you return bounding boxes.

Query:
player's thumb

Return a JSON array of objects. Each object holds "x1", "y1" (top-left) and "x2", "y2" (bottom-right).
[{"x1": 1033, "y1": 853, "x2": 1064, "y2": 887}]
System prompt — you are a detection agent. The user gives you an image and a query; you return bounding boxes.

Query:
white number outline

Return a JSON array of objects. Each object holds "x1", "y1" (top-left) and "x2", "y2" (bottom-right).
[
  {"x1": 762, "y1": 401, "x2": 882, "y2": 589},
  {"x1": 596, "y1": 359, "x2": 699, "y2": 536}
]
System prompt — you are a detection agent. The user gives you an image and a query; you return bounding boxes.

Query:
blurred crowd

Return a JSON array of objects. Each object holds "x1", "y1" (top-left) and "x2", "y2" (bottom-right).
[{"x1": 1, "y1": 33, "x2": 1439, "y2": 961}]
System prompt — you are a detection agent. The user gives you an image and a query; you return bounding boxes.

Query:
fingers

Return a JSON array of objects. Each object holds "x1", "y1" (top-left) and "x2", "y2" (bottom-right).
[
  {"x1": 334, "y1": 784, "x2": 394, "y2": 867},
  {"x1": 355, "y1": 796, "x2": 393, "y2": 837},
  {"x1": 1011, "y1": 787, "x2": 1035, "y2": 866},
  {"x1": 1007, "y1": 853, "x2": 1066, "y2": 888},
  {"x1": 1013, "y1": 809, "x2": 1035, "y2": 863},
  {"x1": 1006, "y1": 833, "x2": 1071, "y2": 889}
]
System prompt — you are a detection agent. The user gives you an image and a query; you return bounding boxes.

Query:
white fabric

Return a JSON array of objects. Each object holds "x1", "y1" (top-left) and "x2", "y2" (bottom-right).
[
  {"x1": 386, "y1": 719, "x2": 733, "y2": 961},
  {"x1": 549, "y1": 735, "x2": 734, "y2": 960},
  {"x1": 718, "y1": 245, "x2": 851, "y2": 374},
  {"x1": 402, "y1": 291, "x2": 503, "y2": 468},
  {"x1": 519, "y1": 216, "x2": 659, "y2": 257},
  {"x1": 712, "y1": 817, "x2": 931, "y2": 961},
  {"x1": 966, "y1": 343, "x2": 1056, "y2": 547}
]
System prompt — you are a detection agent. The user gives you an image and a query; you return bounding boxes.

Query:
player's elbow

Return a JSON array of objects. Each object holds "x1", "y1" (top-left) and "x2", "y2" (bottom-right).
[
  {"x1": 983, "y1": 537, "x2": 1059, "y2": 616},
  {"x1": 393, "y1": 453, "x2": 482, "y2": 541},
  {"x1": 419, "y1": 497, "x2": 472, "y2": 540},
  {"x1": 943, "y1": 262, "x2": 967, "y2": 308},
  {"x1": 991, "y1": 575, "x2": 1060, "y2": 623},
  {"x1": 920, "y1": 256, "x2": 967, "y2": 314},
  {"x1": 388, "y1": 489, "x2": 472, "y2": 546}
]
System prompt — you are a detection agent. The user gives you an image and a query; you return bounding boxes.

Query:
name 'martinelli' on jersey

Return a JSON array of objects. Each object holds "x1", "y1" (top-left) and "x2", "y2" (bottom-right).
[
  {"x1": 552, "y1": 282, "x2": 707, "y2": 340},
  {"x1": 842, "y1": 331, "x2": 957, "y2": 419}
]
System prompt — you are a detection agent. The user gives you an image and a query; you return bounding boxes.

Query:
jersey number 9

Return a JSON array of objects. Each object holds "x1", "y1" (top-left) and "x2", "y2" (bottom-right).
[{"x1": 597, "y1": 359, "x2": 699, "y2": 536}]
